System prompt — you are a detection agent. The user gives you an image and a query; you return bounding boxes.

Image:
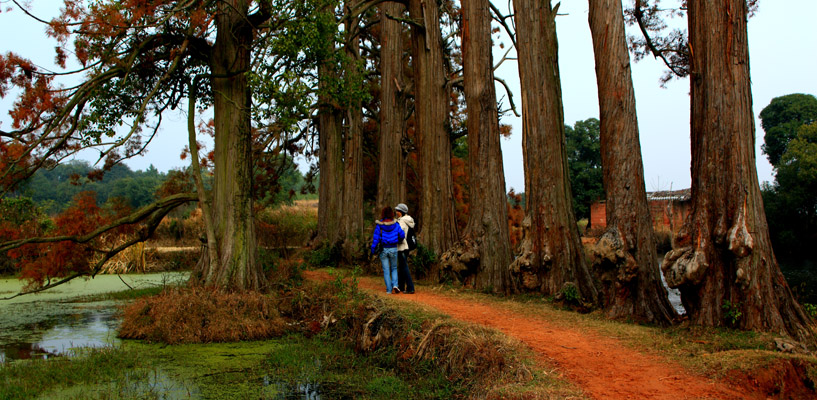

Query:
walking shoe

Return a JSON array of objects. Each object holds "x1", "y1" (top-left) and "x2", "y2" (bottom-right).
[
  {"x1": 393, "y1": 287, "x2": 401, "y2": 294},
  {"x1": 405, "y1": 291, "x2": 415, "y2": 294}
]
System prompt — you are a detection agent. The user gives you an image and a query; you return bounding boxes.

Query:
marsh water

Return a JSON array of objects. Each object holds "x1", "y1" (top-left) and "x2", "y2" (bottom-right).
[{"x1": 0, "y1": 272, "x2": 187, "y2": 363}]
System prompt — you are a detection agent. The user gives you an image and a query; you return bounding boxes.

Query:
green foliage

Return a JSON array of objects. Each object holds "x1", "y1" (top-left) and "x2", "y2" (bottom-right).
[
  {"x1": 803, "y1": 303, "x2": 817, "y2": 320},
  {"x1": 328, "y1": 266, "x2": 365, "y2": 302},
  {"x1": 565, "y1": 118, "x2": 604, "y2": 220},
  {"x1": 721, "y1": 300, "x2": 743, "y2": 327},
  {"x1": 762, "y1": 122, "x2": 817, "y2": 302},
  {"x1": 410, "y1": 244, "x2": 437, "y2": 279},
  {"x1": 561, "y1": 282, "x2": 581, "y2": 305},
  {"x1": 13, "y1": 160, "x2": 165, "y2": 214},
  {"x1": 307, "y1": 242, "x2": 342, "y2": 268},
  {"x1": 759, "y1": 93, "x2": 817, "y2": 167}
]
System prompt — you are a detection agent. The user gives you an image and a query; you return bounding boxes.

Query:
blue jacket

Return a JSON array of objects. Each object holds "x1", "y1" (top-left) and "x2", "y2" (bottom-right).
[{"x1": 371, "y1": 219, "x2": 405, "y2": 254}]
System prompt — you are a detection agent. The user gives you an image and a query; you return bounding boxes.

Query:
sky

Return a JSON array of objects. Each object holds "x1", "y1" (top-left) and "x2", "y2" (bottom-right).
[{"x1": 2, "y1": 0, "x2": 816, "y2": 193}]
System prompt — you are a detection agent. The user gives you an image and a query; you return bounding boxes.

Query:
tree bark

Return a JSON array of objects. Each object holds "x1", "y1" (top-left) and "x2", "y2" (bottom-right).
[
  {"x1": 340, "y1": 0, "x2": 365, "y2": 261},
  {"x1": 438, "y1": 0, "x2": 512, "y2": 293},
  {"x1": 588, "y1": 0, "x2": 676, "y2": 324},
  {"x1": 408, "y1": 0, "x2": 458, "y2": 258},
  {"x1": 509, "y1": 0, "x2": 598, "y2": 303},
  {"x1": 377, "y1": 1, "x2": 408, "y2": 211},
  {"x1": 664, "y1": 0, "x2": 813, "y2": 342},
  {"x1": 199, "y1": 0, "x2": 264, "y2": 290},
  {"x1": 315, "y1": 5, "x2": 345, "y2": 248}
]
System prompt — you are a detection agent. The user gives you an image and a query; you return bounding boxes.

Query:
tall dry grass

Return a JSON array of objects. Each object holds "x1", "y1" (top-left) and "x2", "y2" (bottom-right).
[{"x1": 119, "y1": 287, "x2": 289, "y2": 344}]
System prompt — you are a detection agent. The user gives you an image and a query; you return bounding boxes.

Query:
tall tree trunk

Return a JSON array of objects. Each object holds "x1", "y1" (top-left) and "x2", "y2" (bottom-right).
[
  {"x1": 588, "y1": 0, "x2": 676, "y2": 324},
  {"x1": 438, "y1": 0, "x2": 511, "y2": 293},
  {"x1": 664, "y1": 0, "x2": 813, "y2": 342},
  {"x1": 198, "y1": 0, "x2": 264, "y2": 290},
  {"x1": 408, "y1": 0, "x2": 457, "y2": 257},
  {"x1": 377, "y1": 1, "x2": 408, "y2": 211},
  {"x1": 340, "y1": 0, "x2": 365, "y2": 261},
  {"x1": 509, "y1": 0, "x2": 598, "y2": 303},
  {"x1": 315, "y1": 6, "x2": 344, "y2": 248}
]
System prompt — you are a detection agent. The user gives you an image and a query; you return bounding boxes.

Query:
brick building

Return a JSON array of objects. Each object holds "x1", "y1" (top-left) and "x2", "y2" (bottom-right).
[{"x1": 589, "y1": 189, "x2": 691, "y2": 234}]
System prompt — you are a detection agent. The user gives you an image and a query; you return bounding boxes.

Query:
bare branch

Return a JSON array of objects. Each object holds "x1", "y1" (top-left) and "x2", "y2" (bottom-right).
[{"x1": 494, "y1": 76, "x2": 520, "y2": 117}]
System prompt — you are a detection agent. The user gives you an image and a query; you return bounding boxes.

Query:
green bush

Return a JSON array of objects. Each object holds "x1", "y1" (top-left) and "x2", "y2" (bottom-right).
[
  {"x1": 409, "y1": 244, "x2": 436, "y2": 279},
  {"x1": 307, "y1": 242, "x2": 342, "y2": 268}
]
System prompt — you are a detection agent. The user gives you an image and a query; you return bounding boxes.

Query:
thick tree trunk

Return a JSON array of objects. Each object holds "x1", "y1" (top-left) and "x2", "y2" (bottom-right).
[
  {"x1": 315, "y1": 5, "x2": 344, "y2": 247},
  {"x1": 438, "y1": 0, "x2": 511, "y2": 293},
  {"x1": 377, "y1": 1, "x2": 408, "y2": 211},
  {"x1": 316, "y1": 81, "x2": 344, "y2": 246},
  {"x1": 588, "y1": 0, "x2": 676, "y2": 324},
  {"x1": 664, "y1": 0, "x2": 813, "y2": 342},
  {"x1": 509, "y1": 0, "x2": 598, "y2": 303},
  {"x1": 197, "y1": 0, "x2": 264, "y2": 290},
  {"x1": 408, "y1": 0, "x2": 457, "y2": 257},
  {"x1": 340, "y1": 0, "x2": 365, "y2": 261}
]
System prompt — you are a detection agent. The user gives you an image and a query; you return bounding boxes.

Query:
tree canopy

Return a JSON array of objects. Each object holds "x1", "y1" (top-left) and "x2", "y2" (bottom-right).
[
  {"x1": 565, "y1": 118, "x2": 603, "y2": 221},
  {"x1": 759, "y1": 93, "x2": 817, "y2": 167}
]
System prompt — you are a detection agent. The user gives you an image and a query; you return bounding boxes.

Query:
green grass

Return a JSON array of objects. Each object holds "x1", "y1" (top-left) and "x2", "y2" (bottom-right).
[
  {"x1": 68, "y1": 286, "x2": 167, "y2": 303},
  {"x1": 0, "y1": 334, "x2": 463, "y2": 400}
]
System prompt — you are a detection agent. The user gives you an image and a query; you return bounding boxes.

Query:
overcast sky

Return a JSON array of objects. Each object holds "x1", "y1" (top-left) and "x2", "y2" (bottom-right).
[{"x1": 2, "y1": 1, "x2": 816, "y2": 194}]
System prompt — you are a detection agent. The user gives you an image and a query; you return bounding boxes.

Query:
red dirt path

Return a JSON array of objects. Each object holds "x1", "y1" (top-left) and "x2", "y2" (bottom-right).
[{"x1": 304, "y1": 270, "x2": 765, "y2": 400}]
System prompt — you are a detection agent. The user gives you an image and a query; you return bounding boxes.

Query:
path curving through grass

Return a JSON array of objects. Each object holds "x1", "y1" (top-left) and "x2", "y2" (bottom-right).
[{"x1": 304, "y1": 269, "x2": 764, "y2": 400}]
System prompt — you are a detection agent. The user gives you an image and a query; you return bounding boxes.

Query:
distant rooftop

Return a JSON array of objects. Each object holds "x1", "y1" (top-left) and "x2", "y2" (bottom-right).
[{"x1": 646, "y1": 189, "x2": 691, "y2": 201}]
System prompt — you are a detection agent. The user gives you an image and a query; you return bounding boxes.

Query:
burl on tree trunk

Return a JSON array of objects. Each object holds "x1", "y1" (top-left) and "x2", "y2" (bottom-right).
[
  {"x1": 438, "y1": 0, "x2": 512, "y2": 293},
  {"x1": 509, "y1": 0, "x2": 598, "y2": 303},
  {"x1": 664, "y1": 0, "x2": 813, "y2": 343},
  {"x1": 588, "y1": 0, "x2": 676, "y2": 324}
]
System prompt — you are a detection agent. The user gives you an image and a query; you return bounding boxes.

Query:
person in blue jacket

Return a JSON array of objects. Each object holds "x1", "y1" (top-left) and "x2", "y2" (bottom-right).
[{"x1": 371, "y1": 206, "x2": 405, "y2": 294}]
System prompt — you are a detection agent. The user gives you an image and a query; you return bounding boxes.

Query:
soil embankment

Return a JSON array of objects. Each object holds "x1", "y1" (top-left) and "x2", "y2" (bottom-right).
[{"x1": 304, "y1": 270, "x2": 765, "y2": 400}]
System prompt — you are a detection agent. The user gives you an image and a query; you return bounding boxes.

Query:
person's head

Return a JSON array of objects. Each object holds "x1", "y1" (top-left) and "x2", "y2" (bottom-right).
[
  {"x1": 395, "y1": 203, "x2": 408, "y2": 217},
  {"x1": 380, "y1": 206, "x2": 394, "y2": 220}
]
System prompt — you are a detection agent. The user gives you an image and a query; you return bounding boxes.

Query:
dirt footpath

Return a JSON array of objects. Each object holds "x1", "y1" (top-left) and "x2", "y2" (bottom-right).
[{"x1": 304, "y1": 270, "x2": 763, "y2": 400}]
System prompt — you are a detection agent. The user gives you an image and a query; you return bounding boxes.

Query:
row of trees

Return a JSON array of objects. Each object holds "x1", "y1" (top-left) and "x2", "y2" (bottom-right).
[{"x1": 0, "y1": 1, "x2": 812, "y2": 342}]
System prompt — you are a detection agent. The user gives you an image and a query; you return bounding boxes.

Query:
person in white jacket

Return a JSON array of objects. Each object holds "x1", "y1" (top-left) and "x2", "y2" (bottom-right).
[{"x1": 394, "y1": 203, "x2": 415, "y2": 294}]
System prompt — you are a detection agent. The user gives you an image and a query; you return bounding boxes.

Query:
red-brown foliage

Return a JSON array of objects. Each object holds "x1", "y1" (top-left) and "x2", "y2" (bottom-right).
[
  {"x1": 8, "y1": 191, "x2": 133, "y2": 287},
  {"x1": 507, "y1": 189, "x2": 525, "y2": 251},
  {"x1": 119, "y1": 287, "x2": 289, "y2": 344},
  {"x1": 451, "y1": 156, "x2": 469, "y2": 231}
]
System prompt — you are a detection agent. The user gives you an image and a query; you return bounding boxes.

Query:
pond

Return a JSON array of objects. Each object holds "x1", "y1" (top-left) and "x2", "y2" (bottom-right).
[{"x1": 0, "y1": 272, "x2": 188, "y2": 363}]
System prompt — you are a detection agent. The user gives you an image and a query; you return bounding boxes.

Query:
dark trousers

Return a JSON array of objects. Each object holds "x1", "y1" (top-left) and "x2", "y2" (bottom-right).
[{"x1": 397, "y1": 250, "x2": 415, "y2": 292}]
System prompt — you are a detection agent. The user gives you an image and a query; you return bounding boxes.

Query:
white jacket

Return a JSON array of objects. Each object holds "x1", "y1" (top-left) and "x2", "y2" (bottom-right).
[{"x1": 396, "y1": 215, "x2": 415, "y2": 251}]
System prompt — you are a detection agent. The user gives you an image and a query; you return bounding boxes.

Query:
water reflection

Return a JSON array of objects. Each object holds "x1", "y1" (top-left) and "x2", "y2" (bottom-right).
[
  {"x1": 0, "y1": 306, "x2": 120, "y2": 362},
  {"x1": 264, "y1": 376, "x2": 322, "y2": 400}
]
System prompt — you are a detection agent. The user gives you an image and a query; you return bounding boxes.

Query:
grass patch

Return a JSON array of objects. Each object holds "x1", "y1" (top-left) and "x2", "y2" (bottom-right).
[
  {"x1": 68, "y1": 286, "x2": 166, "y2": 303},
  {"x1": 0, "y1": 346, "x2": 145, "y2": 400}
]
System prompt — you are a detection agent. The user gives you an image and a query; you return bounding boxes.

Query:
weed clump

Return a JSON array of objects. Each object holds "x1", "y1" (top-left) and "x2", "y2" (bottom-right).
[{"x1": 118, "y1": 287, "x2": 288, "y2": 344}]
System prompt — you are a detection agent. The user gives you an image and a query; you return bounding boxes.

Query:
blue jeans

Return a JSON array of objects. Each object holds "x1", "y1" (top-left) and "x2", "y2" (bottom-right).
[{"x1": 379, "y1": 247, "x2": 399, "y2": 293}]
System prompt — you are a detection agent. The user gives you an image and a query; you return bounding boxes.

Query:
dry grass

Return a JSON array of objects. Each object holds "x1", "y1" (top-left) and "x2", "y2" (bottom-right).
[
  {"x1": 100, "y1": 241, "x2": 152, "y2": 274},
  {"x1": 118, "y1": 287, "x2": 289, "y2": 344}
]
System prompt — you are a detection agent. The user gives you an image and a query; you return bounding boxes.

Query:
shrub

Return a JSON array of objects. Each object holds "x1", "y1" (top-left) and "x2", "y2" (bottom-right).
[
  {"x1": 118, "y1": 287, "x2": 289, "y2": 344},
  {"x1": 306, "y1": 242, "x2": 342, "y2": 268},
  {"x1": 409, "y1": 244, "x2": 436, "y2": 279},
  {"x1": 256, "y1": 201, "x2": 317, "y2": 251}
]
